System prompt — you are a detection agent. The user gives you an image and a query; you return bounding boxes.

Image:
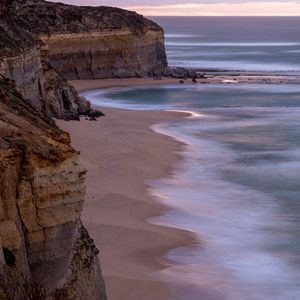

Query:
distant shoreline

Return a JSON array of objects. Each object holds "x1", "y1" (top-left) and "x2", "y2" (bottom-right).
[{"x1": 70, "y1": 71, "x2": 300, "y2": 93}]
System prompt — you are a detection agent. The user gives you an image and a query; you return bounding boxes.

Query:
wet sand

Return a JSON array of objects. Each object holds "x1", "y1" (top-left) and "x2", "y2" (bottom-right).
[
  {"x1": 57, "y1": 107, "x2": 194, "y2": 300},
  {"x1": 70, "y1": 77, "x2": 180, "y2": 92}
]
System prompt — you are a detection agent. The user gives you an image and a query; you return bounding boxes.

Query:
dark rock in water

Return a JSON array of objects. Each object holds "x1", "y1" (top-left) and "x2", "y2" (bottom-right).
[
  {"x1": 179, "y1": 80, "x2": 185, "y2": 84},
  {"x1": 164, "y1": 67, "x2": 190, "y2": 79},
  {"x1": 190, "y1": 70, "x2": 197, "y2": 80},
  {"x1": 164, "y1": 67, "x2": 205, "y2": 80},
  {"x1": 198, "y1": 73, "x2": 207, "y2": 79},
  {"x1": 192, "y1": 78, "x2": 198, "y2": 83}
]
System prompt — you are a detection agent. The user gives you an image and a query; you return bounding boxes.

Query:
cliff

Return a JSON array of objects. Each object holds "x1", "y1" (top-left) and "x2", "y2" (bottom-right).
[
  {"x1": 0, "y1": 0, "x2": 167, "y2": 117},
  {"x1": 0, "y1": 2, "x2": 167, "y2": 297},
  {"x1": 0, "y1": 0, "x2": 103, "y2": 120},
  {"x1": 0, "y1": 77, "x2": 106, "y2": 299},
  {"x1": 11, "y1": 0, "x2": 168, "y2": 79}
]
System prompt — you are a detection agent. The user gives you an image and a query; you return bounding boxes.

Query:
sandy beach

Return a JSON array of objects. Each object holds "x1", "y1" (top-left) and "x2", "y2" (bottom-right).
[
  {"x1": 58, "y1": 102, "x2": 194, "y2": 300},
  {"x1": 70, "y1": 77, "x2": 180, "y2": 92},
  {"x1": 59, "y1": 76, "x2": 300, "y2": 300}
]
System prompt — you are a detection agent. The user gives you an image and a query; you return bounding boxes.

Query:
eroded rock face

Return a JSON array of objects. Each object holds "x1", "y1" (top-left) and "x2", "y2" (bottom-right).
[
  {"x1": 0, "y1": 1, "x2": 102, "y2": 120},
  {"x1": 0, "y1": 0, "x2": 166, "y2": 117},
  {"x1": 12, "y1": 0, "x2": 168, "y2": 79},
  {"x1": 0, "y1": 77, "x2": 106, "y2": 299},
  {"x1": 42, "y1": 30, "x2": 167, "y2": 79}
]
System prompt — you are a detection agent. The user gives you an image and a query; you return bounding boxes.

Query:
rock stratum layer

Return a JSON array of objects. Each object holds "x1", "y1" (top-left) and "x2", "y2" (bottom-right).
[
  {"x1": 43, "y1": 29, "x2": 167, "y2": 79},
  {"x1": 0, "y1": 0, "x2": 104, "y2": 120},
  {"x1": 0, "y1": 0, "x2": 167, "y2": 117},
  {"x1": 16, "y1": 1, "x2": 167, "y2": 79},
  {"x1": 0, "y1": 77, "x2": 106, "y2": 299},
  {"x1": 12, "y1": 0, "x2": 167, "y2": 79}
]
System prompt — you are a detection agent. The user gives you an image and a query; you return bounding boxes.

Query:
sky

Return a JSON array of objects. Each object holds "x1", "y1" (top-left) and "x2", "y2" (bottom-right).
[{"x1": 51, "y1": 0, "x2": 300, "y2": 16}]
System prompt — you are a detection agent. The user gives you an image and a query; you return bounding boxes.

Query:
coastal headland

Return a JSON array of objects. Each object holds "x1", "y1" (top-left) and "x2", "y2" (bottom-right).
[
  {"x1": 1, "y1": 0, "x2": 299, "y2": 299},
  {"x1": 0, "y1": 1, "x2": 168, "y2": 298}
]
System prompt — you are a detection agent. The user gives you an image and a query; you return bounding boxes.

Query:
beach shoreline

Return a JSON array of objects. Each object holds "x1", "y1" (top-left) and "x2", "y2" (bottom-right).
[
  {"x1": 70, "y1": 73, "x2": 300, "y2": 93},
  {"x1": 70, "y1": 77, "x2": 181, "y2": 92},
  {"x1": 59, "y1": 76, "x2": 300, "y2": 300},
  {"x1": 57, "y1": 105, "x2": 195, "y2": 300}
]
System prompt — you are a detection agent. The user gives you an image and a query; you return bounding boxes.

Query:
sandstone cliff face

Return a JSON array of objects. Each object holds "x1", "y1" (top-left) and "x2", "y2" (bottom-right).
[
  {"x1": 42, "y1": 30, "x2": 166, "y2": 79},
  {"x1": 0, "y1": 3, "x2": 167, "y2": 297},
  {"x1": 0, "y1": 48, "x2": 44, "y2": 111},
  {"x1": 12, "y1": 1, "x2": 167, "y2": 79},
  {"x1": 0, "y1": 2, "x2": 102, "y2": 120},
  {"x1": 0, "y1": 0, "x2": 166, "y2": 116},
  {"x1": 0, "y1": 77, "x2": 106, "y2": 299}
]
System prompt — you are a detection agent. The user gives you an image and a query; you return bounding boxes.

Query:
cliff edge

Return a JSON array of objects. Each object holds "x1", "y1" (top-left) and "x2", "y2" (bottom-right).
[
  {"x1": 0, "y1": 77, "x2": 106, "y2": 299},
  {"x1": 0, "y1": 0, "x2": 104, "y2": 120},
  {"x1": 11, "y1": 0, "x2": 168, "y2": 79},
  {"x1": 0, "y1": 0, "x2": 167, "y2": 118},
  {"x1": 0, "y1": 2, "x2": 168, "y2": 298}
]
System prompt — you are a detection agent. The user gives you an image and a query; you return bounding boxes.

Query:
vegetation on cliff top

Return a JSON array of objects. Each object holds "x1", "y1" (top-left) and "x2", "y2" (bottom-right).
[{"x1": 7, "y1": 0, "x2": 164, "y2": 36}]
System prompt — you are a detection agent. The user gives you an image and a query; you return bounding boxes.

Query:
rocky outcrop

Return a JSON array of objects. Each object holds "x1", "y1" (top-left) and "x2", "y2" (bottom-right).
[
  {"x1": 0, "y1": 1, "x2": 103, "y2": 120},
  {"x1": 0, "y1": 77, "x2": 106, "y2": 299},
  {"x1": 12, "y1": 0, "x2": 167, "y2": 79},
  {"x1": 163, "y1": 67, "x2": 203, "y2": 79}
]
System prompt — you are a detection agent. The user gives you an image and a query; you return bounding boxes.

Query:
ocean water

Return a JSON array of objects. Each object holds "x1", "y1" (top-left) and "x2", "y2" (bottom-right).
[
  {"x1": 83, "y1": 84, "x2": 300, "y2": 300},
  {"x1": 151, "y1": 17, "x2": 300, "y2": 73},
  {"x1": 82, "y1": 15, "x2": 300, "y2": 300}
]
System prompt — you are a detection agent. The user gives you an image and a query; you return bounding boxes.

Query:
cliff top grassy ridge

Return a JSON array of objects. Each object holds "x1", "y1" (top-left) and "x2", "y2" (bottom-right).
[{"x1": 3, "y1": 0, "x2": 163, "y2": 36}]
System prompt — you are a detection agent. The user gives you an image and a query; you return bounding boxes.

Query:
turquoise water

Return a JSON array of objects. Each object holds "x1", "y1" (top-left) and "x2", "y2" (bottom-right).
[{"x1": 83, "y1": 84, "x2": 300, "y2": 299}]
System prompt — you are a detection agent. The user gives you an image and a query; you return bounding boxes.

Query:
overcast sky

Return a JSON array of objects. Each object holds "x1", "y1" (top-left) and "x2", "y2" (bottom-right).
[{"x1": 51, "y1": 0, "x2": 300, "y2": 16}]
